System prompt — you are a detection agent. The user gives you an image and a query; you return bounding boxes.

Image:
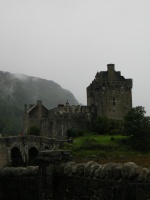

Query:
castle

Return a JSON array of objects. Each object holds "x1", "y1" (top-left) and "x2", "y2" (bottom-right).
[{"x1": 24, "y1": 64, "x2": 132, "y2": 139}]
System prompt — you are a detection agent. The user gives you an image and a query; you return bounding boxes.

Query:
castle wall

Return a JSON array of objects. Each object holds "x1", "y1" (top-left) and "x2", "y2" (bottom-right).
[
  {"x1": 0, "y1": 167, "x2": 42, "y2": 200},
  {"x1": 46, "y1": 104, "x2": 92, "y2": 139},
  {"x1": 48, "y1": 112, "x2": 89, "y2": 140}
]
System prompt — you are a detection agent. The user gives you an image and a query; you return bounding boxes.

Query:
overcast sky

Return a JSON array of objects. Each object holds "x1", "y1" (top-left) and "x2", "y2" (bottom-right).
[{"x1": 0, "y1": 0, "x2": 150, "y2": 114}]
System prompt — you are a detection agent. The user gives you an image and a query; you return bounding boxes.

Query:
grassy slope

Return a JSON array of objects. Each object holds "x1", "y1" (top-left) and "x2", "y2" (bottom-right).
[{"x1": 64, "y1": 134, "x2": 150, "y2": 168}]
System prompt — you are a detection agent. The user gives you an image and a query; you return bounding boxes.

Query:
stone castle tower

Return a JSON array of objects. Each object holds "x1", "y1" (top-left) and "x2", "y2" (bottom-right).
[{"x1": 87, "y1": 64, "x2": 132, "y2": 120}]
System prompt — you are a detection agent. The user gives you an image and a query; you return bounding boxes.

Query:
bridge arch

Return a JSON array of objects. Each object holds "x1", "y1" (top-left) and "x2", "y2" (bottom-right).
[
  {"x1": 11, "y1": 147, "x2": 24, "y2": 166},
  {"x1": 28, "y1": 147, "x2": 39, "y2": 165}
]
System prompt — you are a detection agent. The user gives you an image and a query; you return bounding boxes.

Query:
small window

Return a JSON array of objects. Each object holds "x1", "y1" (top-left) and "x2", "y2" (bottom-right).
[{"x1": 113, "y1": 97, "x2": 116, "y2": 106}]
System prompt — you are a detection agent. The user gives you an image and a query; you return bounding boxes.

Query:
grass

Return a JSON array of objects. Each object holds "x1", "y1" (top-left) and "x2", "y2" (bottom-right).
[
  {"x1": 63, "y1": 133, "x2": 150, "y2": 168},
  {"x1": 73, "y1": 133, "x2": 126, "y2": 146}
]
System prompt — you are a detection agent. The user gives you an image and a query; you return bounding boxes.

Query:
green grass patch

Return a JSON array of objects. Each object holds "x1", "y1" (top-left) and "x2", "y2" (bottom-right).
[
  {"x1": 73, "y1": 134, "x2": 126, "y2": 146},
  {"x1": 62, "y1": 133, "x2": 150, "y2": 167}
]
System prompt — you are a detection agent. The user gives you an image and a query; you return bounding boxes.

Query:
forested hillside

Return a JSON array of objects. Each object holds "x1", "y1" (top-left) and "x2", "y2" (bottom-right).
[{"x1": 0, "y1": 71, "x2": 79, "y2": 136}]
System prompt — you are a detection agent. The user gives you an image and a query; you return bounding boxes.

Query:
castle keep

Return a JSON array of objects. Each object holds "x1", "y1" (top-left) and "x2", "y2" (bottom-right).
[
  {"x1": 87, "y1": 64, "x2": 132, "y2": 119},
  {"x1": 24, "y1": 64, "x2": 132, "y2": 139}
]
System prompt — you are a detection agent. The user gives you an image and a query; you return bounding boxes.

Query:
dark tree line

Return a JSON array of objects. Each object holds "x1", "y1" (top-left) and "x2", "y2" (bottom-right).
[{"x1": 124, "y1": 106, "x2": 150, "y2": 150}]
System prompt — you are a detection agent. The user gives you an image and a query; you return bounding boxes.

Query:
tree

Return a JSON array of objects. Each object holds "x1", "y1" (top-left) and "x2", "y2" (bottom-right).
[
  {"x1": 124, "y1": 106, "x2": 150, "y2": 150},
  {"x1": 94, "y1": 116, "x2": 123, "y2": 135}
]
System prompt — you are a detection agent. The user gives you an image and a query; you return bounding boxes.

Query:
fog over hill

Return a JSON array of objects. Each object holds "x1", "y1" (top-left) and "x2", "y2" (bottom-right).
[{"x1": 0, "y1": 71, "x2": 79, "y2": 135}]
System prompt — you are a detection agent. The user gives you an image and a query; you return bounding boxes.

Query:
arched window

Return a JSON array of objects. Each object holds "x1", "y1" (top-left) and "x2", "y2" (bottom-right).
[{"x1": 11, "y1": 147, "x2": 23, "y2": 166}]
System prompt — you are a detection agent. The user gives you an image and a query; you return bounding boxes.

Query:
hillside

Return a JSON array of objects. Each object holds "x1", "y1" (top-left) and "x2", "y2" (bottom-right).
[{"x1": 0, "y1": 71, "x2": 79, "y2": 136}]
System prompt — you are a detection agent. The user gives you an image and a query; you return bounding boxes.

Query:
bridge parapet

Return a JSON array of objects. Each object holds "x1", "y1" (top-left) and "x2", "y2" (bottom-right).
[{"x1": 0, "y1": 135, "x2": 63, "y2": 146}]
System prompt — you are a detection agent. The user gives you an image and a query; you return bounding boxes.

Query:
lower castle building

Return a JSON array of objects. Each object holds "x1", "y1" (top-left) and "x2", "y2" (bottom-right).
[{"x1": 24, "y1": 64, "x2": 132, "y2": 139}]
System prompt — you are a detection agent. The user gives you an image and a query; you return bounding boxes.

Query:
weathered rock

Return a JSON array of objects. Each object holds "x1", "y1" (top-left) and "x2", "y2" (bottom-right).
[
  {"x1": 138, "y1": 168, "x2": 150, "y2": 182},
  {"x1": 64, "y1": 162, "x2": 76, "y2": 175},
  {"x1": 0, "y1": 167, "x2": 13, "y2": 176},
  {"x1": 54, "y1": 163, "x2": 66, "y2": 175},
  {"x1": 128, "y1": 165, "x2": 142, "y2": 180},
  {"x1": 90, "y1": 163, "x2": 100, "y2": 177},
  {"x1": 25, "y1": 166, "x2": 39, "y2": 176},
  {"x1": 106, "y1": 163, "x2": 122, "y2": 180},
  {"x1": 112, "y1": 164, "x2": 122, "y2": 181},
  {"x1": 0, "y1": 166, "x2": 39, "y2": 176},
  {"x1": 84, "y1": 161, "x2": 97, "y2": 176},
  {"x1": 122, "y1": 162, "x2": 138, "y2": 179},
  {"x1": 100, "y1": 162, "x2": 115, "y2": 179},
  {"x1": 72, "y1": 163, "x2": 85, "y2": 175},
  {"x1": 94, "y1": 165, "x2": 103, "y2": 178},
  {"x1": 13, "y1": 167, "x2": 27, "y2": 176}
]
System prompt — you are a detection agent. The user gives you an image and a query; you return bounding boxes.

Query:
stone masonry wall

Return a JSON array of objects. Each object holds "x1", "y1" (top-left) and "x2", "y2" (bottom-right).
[
  {"x1": 54, "y1": 161, "x2": 150, "y2": 200},
  {"x1": 0, "y1": 166, "x2": 42, "y2": 200},
  {"x1": 87, "y1": 64, "x2": 132, "y2": 120},
  {"x1": 0, "y1": 140, "x2": 9, "y2": 167},
  {"x1": 1, "y1": 151, "x2": 150, "y2": 200}
]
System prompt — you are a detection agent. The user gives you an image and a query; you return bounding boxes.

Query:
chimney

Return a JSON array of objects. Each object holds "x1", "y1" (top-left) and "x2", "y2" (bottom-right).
[
  {"x1": 24, "y1": 104, "x2": 27, "y2": 113},
  {"x1": 107, "y1": 64, "x2": 115, "y2": 79}
]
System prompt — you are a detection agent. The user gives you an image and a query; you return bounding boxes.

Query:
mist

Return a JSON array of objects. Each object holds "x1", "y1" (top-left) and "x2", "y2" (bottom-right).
[{"x1": 0, "y1": 0, "x2": 150, "y2": 114}]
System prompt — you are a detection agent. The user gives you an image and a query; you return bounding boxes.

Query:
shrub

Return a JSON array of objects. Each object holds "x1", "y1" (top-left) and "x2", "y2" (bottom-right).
[
  {"x1": 94, "y1": 116, "x2": 123, "y2": 135},
  {"x1": 110, "y1": 129, "x2": 121, "y2": 135},
  {"x1": 66, "y1": 129, "x2": 85, "y2": 139}
]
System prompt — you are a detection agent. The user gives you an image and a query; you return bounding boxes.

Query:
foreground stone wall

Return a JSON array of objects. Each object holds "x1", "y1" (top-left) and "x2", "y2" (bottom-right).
[
  {"x1": 0, "y1": 166, "x2": 42, "y2": 200},
  {"x1": 54, "y1": 161, "x2": 150, "y2": 200},
  {"x1": 0, "y1": 150, "x2": 72, "y2": 200},
  {"x1": 1, "y1": 151, "x2": 150, "y2": 200}
]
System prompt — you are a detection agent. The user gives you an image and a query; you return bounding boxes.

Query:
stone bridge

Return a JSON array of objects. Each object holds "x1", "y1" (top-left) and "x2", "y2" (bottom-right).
[{"x1": 0, "y1": 136, "x2": 64, "y2": 167}]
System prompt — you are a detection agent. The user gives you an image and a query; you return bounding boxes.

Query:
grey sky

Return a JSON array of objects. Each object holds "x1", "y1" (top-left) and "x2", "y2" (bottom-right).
[{"x1": 0, "y1": 0, "x2": 150, "y2": 114}]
